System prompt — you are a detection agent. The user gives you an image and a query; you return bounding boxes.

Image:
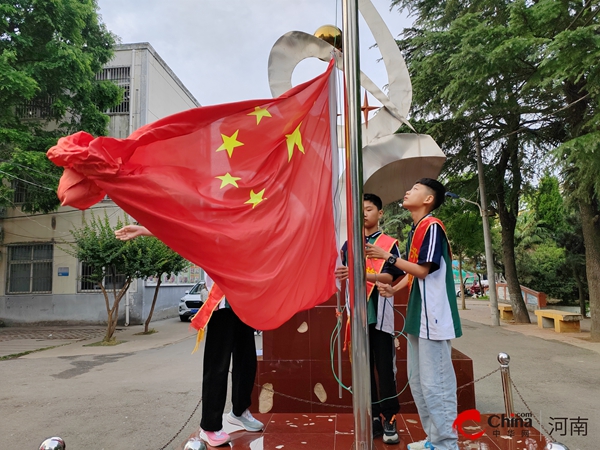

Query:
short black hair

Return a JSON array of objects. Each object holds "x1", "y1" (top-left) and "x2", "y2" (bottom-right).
[
  {"x1": 416, "y1": 178, "x2": 446, "y2": 211},
  {"x1": 364, "y1": 193, "x2": 383, "y2": 210}
]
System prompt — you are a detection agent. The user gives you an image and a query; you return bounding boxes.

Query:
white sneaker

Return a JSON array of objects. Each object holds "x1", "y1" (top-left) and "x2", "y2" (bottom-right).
[
  {"x1": 226, "y1": 409, "x2": 264, "y2": 432},
  {"x1": 407, "y1": 439, "x2": 434, "y2": 450}
]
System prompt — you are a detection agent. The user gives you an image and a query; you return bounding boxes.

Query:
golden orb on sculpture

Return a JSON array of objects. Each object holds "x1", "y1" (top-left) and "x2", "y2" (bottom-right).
[{"x1": 314, "y1": 25, "x2": 343, "y2": 51}]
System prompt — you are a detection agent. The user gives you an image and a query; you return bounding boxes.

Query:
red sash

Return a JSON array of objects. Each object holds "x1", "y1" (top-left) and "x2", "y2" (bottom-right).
[
  {"x1": 343, "y1": 232, "x2": 398, "y2": 351},
  {"x1": 190, "y1": 282, "x2": 225, "y2": 353},
  {"x1": 407, "y1": 216, "x2": 449, "y2": 293},
  {"x1": 365, "y1": 233, "x2": 398, "y2": 299}
]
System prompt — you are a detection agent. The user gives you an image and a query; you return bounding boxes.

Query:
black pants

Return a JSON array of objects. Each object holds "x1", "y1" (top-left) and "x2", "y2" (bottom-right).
[
  {"x1": 200, "y1": 308, "x2": 257, "y2": 431},
  {"x1": 369, "y1": 324, "x2": 400, "y2": 421}
]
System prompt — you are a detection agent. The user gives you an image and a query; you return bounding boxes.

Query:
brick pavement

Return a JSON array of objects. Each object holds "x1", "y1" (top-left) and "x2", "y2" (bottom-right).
[{"x1": 0, "y1": 327, "x2": 119, "y2": 342}]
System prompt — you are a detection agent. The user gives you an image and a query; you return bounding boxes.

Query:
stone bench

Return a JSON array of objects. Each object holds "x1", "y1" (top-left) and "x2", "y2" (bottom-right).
[
  {"x1": 497, "y1": 304, "x2": 513, "y2": 321},
  {"x1": 534, "y1": 309, "x2": 583, "y2": 333}
]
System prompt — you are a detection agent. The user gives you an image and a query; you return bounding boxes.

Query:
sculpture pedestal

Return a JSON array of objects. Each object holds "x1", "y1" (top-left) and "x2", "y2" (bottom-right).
[{"x1": 251, "y1": 289, "x2": 475, "y2": 414}]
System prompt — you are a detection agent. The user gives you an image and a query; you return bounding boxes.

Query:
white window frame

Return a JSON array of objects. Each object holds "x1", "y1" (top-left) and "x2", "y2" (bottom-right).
[
  {"x1": 7, "y1": 243, "x2": 53, "y2": 294},
  {"x1": 78, "y1": 261, "x2": 127, "y2": 293}
]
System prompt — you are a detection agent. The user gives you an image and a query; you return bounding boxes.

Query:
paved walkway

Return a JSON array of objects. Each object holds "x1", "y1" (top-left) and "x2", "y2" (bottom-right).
[
  {"x1": 1, "y1": 298, "x2": 595, "y2": 358},
  {"x1": 0, "y1": 320, "x2": 195, "y2": 358},
  {"x1": 2, "y1": 301, "x2": 597, "y2": 449},
  {"x1": 457, "y1": 298, "x2": 598, "y2": 355}
]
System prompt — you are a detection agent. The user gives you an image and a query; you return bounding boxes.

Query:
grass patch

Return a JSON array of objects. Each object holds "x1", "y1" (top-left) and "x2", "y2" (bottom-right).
[
  {"x1": 133, "y1": 329, "x2": 157, "y2": 336},
  {"x1": 0, "y1": 344, "x2": 68, "y2": 360},
  {"x1": 83, "y1": 338, "x2": 127, "y2": 347}
]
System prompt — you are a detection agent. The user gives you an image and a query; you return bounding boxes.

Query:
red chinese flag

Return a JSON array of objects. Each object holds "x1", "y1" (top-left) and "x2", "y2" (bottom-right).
[{"x1": 47, "y1": 61, "x2": 338, "y2": 330}]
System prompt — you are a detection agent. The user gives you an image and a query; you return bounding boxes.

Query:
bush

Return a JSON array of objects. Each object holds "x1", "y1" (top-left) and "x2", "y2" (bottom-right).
[{"x1": 516, "y1": 241, "x2": 578, "y2": 303}]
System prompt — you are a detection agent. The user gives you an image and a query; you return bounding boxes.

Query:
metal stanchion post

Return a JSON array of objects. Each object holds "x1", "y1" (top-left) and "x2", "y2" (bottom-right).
[
  {"x1": 183, "y1": 438, "x2": 207, "y2": 450},
  {"x1": 497, "y1": 352, "x2": 514, "y2": 417},
  {"x1": 38, "y1": 437, "x2": 65, "y2": 450},
  {"x1": 497, "y1": 353, "x2": 570, "y2": 450}
]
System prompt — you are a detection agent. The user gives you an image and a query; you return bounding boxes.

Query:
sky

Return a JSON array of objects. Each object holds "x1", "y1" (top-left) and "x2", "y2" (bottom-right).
[{"x1": 95, "y1": 0, "x2": 414, "y2": 106}]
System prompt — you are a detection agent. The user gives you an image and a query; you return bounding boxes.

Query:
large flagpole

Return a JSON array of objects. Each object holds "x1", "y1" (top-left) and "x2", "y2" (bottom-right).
[{"x1": 341, "y1": 0, "x2": 372, "y2": 449}]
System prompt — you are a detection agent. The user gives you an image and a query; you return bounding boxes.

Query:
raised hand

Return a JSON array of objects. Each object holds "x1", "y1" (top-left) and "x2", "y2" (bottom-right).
[
  {"x1": 114, "y1": 224, "x2": 152, "y2": 241},
  {"x1": 365, "y1": 243, "x2": 390, "y2": 260}
]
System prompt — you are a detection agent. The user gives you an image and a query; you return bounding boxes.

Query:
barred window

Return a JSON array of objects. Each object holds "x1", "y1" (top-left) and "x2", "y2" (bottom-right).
[
  {"x1": 96, "y1": 66, "x2": 131, "y2": 114},
  {"x1": 7, "y1": 244, "x2": 53, "y2": 294},
  {"x1": 15, "y1": 95, "x2": 56, "y2": 119},
  {"x1": 12, "y1": 179, "x2": 27, "y2": 204},
  {"x1": 79, "y1": 262, "x2": 127, "y2": 292}
]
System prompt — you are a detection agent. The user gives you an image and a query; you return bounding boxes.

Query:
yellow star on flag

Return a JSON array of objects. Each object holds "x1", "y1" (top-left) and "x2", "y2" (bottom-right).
[
  {"x1": 216, "y1": 130, "x2": 244, "y2": 157},
  {"x1": 248, "y1": 106, "x2": 272, "y2": 125},
  {"x1": 216, "y1": 173, "x2": 241, "y2": 189},
  {"x1": 285, "y1": 123, "x2": 305, "y2": 162},
  {"x1": 245, "y1": 188, "x2": 267, "y2": 209}
]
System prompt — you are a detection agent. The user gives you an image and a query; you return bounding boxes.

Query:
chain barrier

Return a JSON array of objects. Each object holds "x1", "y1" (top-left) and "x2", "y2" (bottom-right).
[
  {"x1": 160, "y1": 365, "x2": 502, "y2": 448},
  {"x1": 510, "y1": 378, "x2": 555, "y2": 442},
  {"x1": 256, "y1": 366, "x2": 501, "y2": 409},
  {"x1": 161, "y1": 356, "x2": 572, "y2": 450},
  {"x1": 159, "y1": 398, "x2": 202, "y2": 450},
  {"x1": 400, "y1": 367, "x2": 500, "y2": 406}
]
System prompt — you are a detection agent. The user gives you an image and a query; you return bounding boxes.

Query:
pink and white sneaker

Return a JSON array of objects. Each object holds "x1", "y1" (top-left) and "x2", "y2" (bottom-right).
[{"x1": 199, "y1": 428, "x2": 230, "y2": 447}]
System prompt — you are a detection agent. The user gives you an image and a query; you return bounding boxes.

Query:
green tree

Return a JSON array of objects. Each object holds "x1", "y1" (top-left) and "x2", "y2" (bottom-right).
[
  {"x1": 556, "y1": 137, "x2": 600, "y2": 337},
  {"x1": 390, "y1": 0, "x2": 557, "y2": 322},
  {"x1": 514, "y1": 207, "x2": 549, "y2": 251},
  {"x1": 512, "y1": 176, "x2": 587, "y2": 310},
  {"x1": 69, "y1": 213, "x2": 143, "y2": 342},
  {"x1": 138, "y1": 238, "x2": 189, "y2": 333},
  {"x1": 559, "y1": 209, "x2": 588, "y2": 316},
  {"x1": 392, "y1": 0, "x2": 600, "y2": 327},
  {"x1": 0, "y1": 150, "x2": 62, "y2": 213},
  {"x1": 0, "y1": 0, "x2": 121, "y2": 212},
  {"x1": 516, "y1": 240, "x2": 577, "y2": 303},
  {"x1": 443, "y1": 204, "x2": 484, "y2": 309},
  {"x1": 522, "y1": 175, "x2": 586, "y2": 309},
  {"x1": 534, "y1": 175, "x2": 567, "y2": 239},
  {"x1": 499, "y1": 0, "x2": 600, "y2": 338},
  {"x1": 381, "y1": 202, "x2": 413, "y2": 250}
]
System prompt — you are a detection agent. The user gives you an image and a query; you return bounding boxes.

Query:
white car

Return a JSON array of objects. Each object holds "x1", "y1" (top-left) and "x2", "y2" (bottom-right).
[{"x1": 178, "y1": 281, "x2": 208, "y2": 321}]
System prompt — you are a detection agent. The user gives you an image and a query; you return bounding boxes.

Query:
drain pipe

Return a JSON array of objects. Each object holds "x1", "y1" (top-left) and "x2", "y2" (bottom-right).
[{"x1": 125, "y1": 288, "x2": 130, "y2": 327}]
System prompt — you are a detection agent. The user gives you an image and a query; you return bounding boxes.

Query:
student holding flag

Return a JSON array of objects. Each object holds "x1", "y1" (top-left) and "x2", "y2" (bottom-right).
[
  {"x1": 335, "y1": 193, "x2": 403, "y2": 445},
  {"x1": 366, "y1": 178, "x2": 462, "y2": 450},
  {"x1": 116, "y1": 224, "x2": 263, "y2": 447}
]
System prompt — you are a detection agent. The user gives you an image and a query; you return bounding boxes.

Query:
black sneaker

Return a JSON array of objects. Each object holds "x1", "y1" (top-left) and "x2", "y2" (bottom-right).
[
  {"x1": 382, "y1": 415, "x2": 399, "y2": 445},
  {"x1": 373, "y1": 417, "x2": 383, "y2": 438}
]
